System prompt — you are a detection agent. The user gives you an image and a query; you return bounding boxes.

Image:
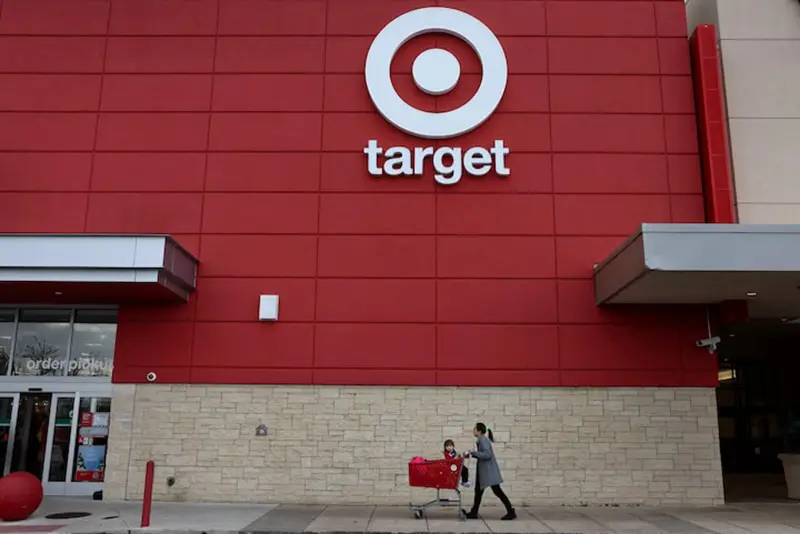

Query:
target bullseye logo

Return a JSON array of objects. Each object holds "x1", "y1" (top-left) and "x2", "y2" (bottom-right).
[{"x1": 363, "y1": 7, "x2": 511, "y2": 185}]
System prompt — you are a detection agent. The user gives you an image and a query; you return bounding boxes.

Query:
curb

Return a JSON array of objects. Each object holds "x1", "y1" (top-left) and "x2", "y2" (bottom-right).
[{"x1": 56, "y1": 531, "x2": 560, "y2": 534}]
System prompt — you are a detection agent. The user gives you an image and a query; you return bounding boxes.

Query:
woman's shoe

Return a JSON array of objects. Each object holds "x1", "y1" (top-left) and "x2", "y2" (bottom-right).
[
  {"x1": 501, "y1": 509, "x2": 517, "y2": 521},
  {"x1": 463, "y1": 509, "x2": 479, "y2": 519}
]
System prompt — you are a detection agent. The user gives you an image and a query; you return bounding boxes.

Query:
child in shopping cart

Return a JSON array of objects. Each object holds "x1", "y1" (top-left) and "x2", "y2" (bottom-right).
[{"x1": 443, "y1": 439, "x2": 471, "y2": 487}]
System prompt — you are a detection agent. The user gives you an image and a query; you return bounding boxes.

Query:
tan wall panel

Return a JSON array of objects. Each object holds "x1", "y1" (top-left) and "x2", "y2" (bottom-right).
[
  {"x1": 717, "y1": 0, "x2": 800, "y2": 40},
  {"x1": 104, "y1": 384, "x2": 723, "y2": 507}
]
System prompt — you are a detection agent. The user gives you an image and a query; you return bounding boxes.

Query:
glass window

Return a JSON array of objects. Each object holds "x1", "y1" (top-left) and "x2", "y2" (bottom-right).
[
  {"x1": 67, "y1": 323, "x2": 116, "y2": 378},
  {"x1": 12, "y1": 309, "x2": 71, "y2": 377},
  {"x1": 74, "y1": 310, "x2": 117, "y2": 324},
  {"x1": 73, "y1": 396, "x2": 110, "y2": 483},
  {"x1": 47, "y1": 396, "x2": 75, "y2": 483},
  {"x1": 1, "y1": 308, "x2": 117, "y2": 379},
  {"x1": 0, "y1": 310, "x2": 15, "y2": 376}
]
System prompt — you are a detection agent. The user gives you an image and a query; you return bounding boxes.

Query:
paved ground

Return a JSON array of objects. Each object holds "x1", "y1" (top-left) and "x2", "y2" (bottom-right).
[{"x1": 6, "y1": 498, "x2": 800, "y2": 533}]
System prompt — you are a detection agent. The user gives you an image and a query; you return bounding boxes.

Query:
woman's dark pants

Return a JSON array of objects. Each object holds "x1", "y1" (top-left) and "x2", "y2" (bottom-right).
[{"x1": 470, "y1": 471, "x2": 513, "y2": 514}]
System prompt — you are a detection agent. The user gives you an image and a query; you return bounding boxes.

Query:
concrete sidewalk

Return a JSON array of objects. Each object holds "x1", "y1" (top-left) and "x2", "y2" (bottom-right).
[{"x1": 4, "y1": 497, "x2": 800, "y2": 533}]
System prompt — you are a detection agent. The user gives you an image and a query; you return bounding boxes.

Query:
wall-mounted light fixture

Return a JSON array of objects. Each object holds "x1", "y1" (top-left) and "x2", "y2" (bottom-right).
[{"x1": 259, "y1": 295, "x2": 279, "y2": 321}]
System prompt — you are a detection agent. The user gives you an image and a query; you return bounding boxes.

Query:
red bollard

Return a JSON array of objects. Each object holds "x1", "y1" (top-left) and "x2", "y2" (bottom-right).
[{"x1": 141, "y1": 460, "x2": 155, "y2": 528}]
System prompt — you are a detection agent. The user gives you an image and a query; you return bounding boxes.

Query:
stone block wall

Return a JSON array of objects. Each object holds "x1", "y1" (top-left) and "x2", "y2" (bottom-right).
[{"x1": 104, "y1": 384, "x2": 724, "y2": 507}]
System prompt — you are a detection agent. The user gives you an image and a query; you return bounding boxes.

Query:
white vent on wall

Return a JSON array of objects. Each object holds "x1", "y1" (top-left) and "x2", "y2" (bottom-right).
[{"x1": 259, "y1": 295, "x2": 279, "y2": 321}]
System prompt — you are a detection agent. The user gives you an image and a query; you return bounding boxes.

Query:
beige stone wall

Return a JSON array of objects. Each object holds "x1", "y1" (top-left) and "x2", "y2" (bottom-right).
[
  {"x1": 690, "y1": 0, "x2": 800, "y2": 224},
  {"x1": 104, "y1": 384, "x2": 724, "y2": 507}
]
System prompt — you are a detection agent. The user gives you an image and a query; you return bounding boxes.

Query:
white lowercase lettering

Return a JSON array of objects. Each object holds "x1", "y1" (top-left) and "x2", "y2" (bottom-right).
[{"x1": 364, "y1": 140, "x2": 510, "y2": 185}]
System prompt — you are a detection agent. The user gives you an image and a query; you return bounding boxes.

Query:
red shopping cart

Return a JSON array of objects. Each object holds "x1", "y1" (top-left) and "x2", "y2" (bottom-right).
[{"x1": 408, "y1": 457, "x2": 465, "y2": 520}]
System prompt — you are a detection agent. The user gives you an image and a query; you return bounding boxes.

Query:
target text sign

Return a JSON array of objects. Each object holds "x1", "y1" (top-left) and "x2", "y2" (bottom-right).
[{"x1": 363, "y1": 7, "x2": 510, "y2": 186}]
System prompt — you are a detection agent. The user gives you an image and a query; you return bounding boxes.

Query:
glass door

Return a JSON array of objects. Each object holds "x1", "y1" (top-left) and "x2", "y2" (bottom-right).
[
  {"x1": 70, "y1": 395, "x2": 110, "y2": 494},
  {"x1": 42, "y1": 393, "x2": 111, "y2": 496},
  {"x1": 0, "y1": 394, "x2": 19, "y2": 476},
  {"x1": 42, "y1": 394, "x2": 76, "y2": 495},
  {"x1": 10, "y1": 393, "x2": 51, "y2": 479}
]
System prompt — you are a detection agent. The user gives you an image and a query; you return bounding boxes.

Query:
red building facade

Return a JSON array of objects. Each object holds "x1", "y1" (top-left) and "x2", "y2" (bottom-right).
[{"x1": 0, "y1": 0, "x2": 725, "y2": 506}]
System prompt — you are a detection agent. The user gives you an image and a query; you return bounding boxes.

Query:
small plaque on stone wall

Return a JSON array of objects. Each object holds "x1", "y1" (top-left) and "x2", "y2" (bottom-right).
[{"x1": 255, "y1": 424, "x2": 268, "y2": 437}]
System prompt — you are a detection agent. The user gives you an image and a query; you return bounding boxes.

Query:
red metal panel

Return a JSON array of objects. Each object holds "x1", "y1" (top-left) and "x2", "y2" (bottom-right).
[
  {"x1": 0, "y1": 154, "x2": 92, "y2": 192},
  {"x1": 216, "y1": 37, "x2": 325, "y2": 73},
  {"x1": 670, "y1": 194, "x2": 706, "y2": 223},
  {"x1": 546, "y1": 1, "x2": 657, "y2": 36},
  {"x1": 327, "y1": 0, "x2": 440, "y2": 36},
  {"x1": 667, "y1": 154, "x2": 704, "y2": 194},
  {"x1": 438, "y1": 280, "x2": 558, "y2": 324},
  {"x1": 551, "y1": 75, "x2": 662, "y2": 113},
  {"x1": 315, "y1": 279, "x2": 436, "y2": 323},
  {"x1": 554, "y1": 154, "x2": 669, "y2": 194},
  {"x1": 690, "y1": 24, "x2": 736, "y2": 224},
  {"x1": 437, "y1": 325, "x2": 559, "y2": 371},
  {"x1": 319, "y1": 194, "x2": 435, "y2": 235},
  {"x1": 549, "y1": 38, "x2": 659, "y2": 74},
  {"x1": 0, "y1": 0, "x2": 109, "y2": 35},
  {"x1": 101, "y1": 74, "x2": 212, "y2": 112},
  {"x1": 559, "y1": 325, "x2": 686, "y2": 371},
  {"x1": 96, "y1": 113, "x2": 209, "y2": 151},
  {"x1": 187, "y1": 367, "x2": 313, "y2": 385},
  {"x1": 437, "y1": 236, "x2": 556, "y2": 279},
  {"x1": 552, "y1": 114, "x2": 665, "y2": 153},
  {"x1": 659, "y1": 38, "x2": 692, "y2": 74},
  {"x1": 315, "y1": 324, "x2": 436, "y2": 369},
  {"x1": 92, "y1": 154, "x2": 207, "y2": 192},
  {"x1": 0, "y1": 0, "x2": 718, "y2": 388},
  {"x1": 438, "y1": 370, "x2": 561, "y2": 387},
  {"x1": 0, "y1": 75, "x2": 101, "y2": 112},
  {"x1": 199, "y1": 235, "x2": 318, "y2": 278},
  {"x1": 212, "y1": 74, "x2": 324, "y2": 112},
  {"x1": 554, "y1": 194, "x2": 672, "y2": 236},
  {"x1": 201, "y1": 193, "x2": 319, "y2": 234},
  {"x1": 115, "y1": 322, "x2": 195, "y2": 368},
  {"x1": 655, "y1": 2, "x2": 690, "y2": 37},
  {"x1": 105, "y1": 37, "x2": 215, "y2": 73},
  {"x1": 437, "y1": 194, "x2": 554, "y2": 235},
  {"x1": 207, "y1": 153, "x2": 321, "y2": 192},
  {"x1": 555, "y1": 237, "x2": 628, "y2": 279},
  {"x1": 0, "y1": 113, "x2": 96, "y2": 151},
  {"x1": 314, "y1": 369, "x2": 436, "y2": 387},
  {"x1": 195, "y1": 278, "x2": 316, "y2": 322},
  {"x1": 209, "y1": 113, "x2": 322, "y2": 151},
  {"x1": 85, "y1": 193, "x2": 203, "y2": 234},
  {"x1": 317, "y1": 236, "x2": 436, "y2": 278},
  {"x1": 0, "y1": 193, "x2": 88, "y2": 233},
  {"x1": 108, "y1": 0, "x2": 218, "y2": 36},
  {"x1": 661, "y1": 76, "x2": 696, "y2": 113},
  {"x1": 192, "y1": 323, "x2": 315, "y2": 368},
  {"x1": 218, "y1": 0, "x2": 326, "y2": 36}
]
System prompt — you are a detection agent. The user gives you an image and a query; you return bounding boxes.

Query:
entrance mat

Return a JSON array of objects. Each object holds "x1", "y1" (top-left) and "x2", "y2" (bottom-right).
[{"x1": 44, "y1": 512, "x2": 92, "y2": 520}]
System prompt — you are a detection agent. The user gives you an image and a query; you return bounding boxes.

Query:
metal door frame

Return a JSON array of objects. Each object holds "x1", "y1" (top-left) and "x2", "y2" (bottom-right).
[
  {"x1": 1, "y1": 392, "x2": 19, "y2": 476},
  {"x1": 42, "y1": 393, "x2": 79, "y2": 495},
  {"x1": 0, "y1": 384, "x2": 112, "y2": 495}
]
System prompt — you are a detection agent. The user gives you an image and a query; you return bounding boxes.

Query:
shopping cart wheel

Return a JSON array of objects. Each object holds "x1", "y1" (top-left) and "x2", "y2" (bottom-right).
[
  {"x1": 458, "y1": 509, "x2": 466, "y2": 521},
  {"x1": 414, "y1": 510, "x2": 424, "y2": 520}
]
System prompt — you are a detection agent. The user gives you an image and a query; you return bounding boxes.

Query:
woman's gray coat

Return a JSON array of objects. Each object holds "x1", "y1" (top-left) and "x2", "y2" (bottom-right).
[{"x1": 470, "y1": 434, "x2": 503, "y2": 489}]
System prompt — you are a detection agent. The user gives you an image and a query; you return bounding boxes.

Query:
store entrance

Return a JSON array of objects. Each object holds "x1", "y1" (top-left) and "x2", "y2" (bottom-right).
[
  {"x1": 0, "y1": 390, "x2": 110, "y2": 495},
  {"x1": 716, "y1": 321, "x2": 800, "y2": 501},
  {"x1": 10, "y1": 393, "x2": 51, "y2": 479}
]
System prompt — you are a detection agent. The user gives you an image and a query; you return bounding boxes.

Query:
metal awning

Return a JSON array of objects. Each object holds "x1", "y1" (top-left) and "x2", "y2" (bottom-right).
[
  {"x1": 593, "y1": 224, "x2": 800, "y2": 318},
  {"x1": 0, "y1": 234, "x2": 198, "y2": 303}
]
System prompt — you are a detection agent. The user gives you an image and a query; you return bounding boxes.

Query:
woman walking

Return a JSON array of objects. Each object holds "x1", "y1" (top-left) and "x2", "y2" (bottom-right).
[{"x1": 462, "y1": 422, "x2": 516, "y2": 520}]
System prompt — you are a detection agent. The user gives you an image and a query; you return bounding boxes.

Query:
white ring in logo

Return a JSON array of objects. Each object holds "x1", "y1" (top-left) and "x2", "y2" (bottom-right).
[{"x1": 364, "y1": 7, "x2": 508, "y2": 140}]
